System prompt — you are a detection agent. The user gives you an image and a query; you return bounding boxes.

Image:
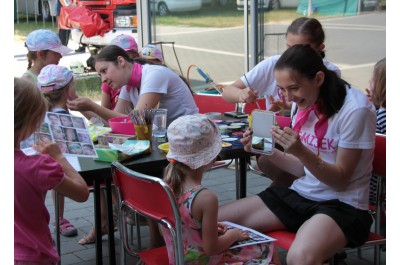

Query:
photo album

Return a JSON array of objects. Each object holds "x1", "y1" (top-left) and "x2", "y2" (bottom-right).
[{"x1": 20, "y1": 112, "x2": 97, "y2": 158}]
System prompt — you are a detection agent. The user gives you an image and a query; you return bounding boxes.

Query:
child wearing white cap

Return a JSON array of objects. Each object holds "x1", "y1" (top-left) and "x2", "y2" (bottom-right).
[
  {"x1": 140, "y1": 44, "x2": 164, "y2": 65},
  {"x1": 37, "y1": 64, "x2": 102, "y2": 239},
  {"x1": 161, "y1": 114, "x2": 279, "y2": 264},
  {"x1": 22, "y1": 29, "x2": 72, "y2": 84}
]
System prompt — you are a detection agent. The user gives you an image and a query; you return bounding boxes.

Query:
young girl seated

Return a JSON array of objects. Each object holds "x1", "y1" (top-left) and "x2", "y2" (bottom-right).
[
  {"x1": 14, "y1": 77, "x2": 89, "y2": 264},
  {"x1": 161, "y1": 114, "x2": 279, "y2": 265}
]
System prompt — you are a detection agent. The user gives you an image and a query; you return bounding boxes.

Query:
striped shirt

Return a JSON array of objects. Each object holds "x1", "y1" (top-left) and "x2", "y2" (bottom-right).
[{"x1": 376, "y1": 108, "x2": 386, "y2": 134}]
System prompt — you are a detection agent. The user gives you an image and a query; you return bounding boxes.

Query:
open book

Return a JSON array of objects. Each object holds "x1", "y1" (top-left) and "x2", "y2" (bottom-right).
[
  {"x1": 222, "y1": 221, "x2": 276, "y2": 249},
  {"x1": 20, "y1": 112, "x2": 97, "y2": 158}
]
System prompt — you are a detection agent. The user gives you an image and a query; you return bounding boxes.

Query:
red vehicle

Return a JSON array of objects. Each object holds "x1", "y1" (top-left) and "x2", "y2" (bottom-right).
[{"x1": 68, "y1": 0, "x2": 138, "y2": 49}]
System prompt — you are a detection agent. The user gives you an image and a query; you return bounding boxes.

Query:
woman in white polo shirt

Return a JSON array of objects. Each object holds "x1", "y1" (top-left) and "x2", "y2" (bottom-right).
[{"x1": 68, "y1": 45, "x2": 198, "y2": 126}]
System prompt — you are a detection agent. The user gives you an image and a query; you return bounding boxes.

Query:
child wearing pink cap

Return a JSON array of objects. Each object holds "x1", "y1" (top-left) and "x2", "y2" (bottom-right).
[
  {"x1": 161, "y1": 114, "x2": 280, "y2": 265},
  {"x1": 22, "y1": 29, "x2": 72, "y2": 84},
  {"x1": 14, "y1": 77, "x2": 89, "y2": 265}
]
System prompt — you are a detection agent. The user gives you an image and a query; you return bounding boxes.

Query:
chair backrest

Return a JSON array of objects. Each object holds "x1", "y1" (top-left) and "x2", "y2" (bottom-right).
[
  {"x1": 111, "y1": 162, "x2": 184, "y2": 264},
  {"x1": 193, "y1": 93, "x2": 236, "y2": 114},
  {"x1": 373, "y1": 133, "x2": 386, "y2": 178}
]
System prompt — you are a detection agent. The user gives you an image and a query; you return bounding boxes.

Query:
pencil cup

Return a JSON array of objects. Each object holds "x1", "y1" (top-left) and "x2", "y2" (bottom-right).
[{"x1": 134, "y1": 124, "x2": 152, "y2": 141}]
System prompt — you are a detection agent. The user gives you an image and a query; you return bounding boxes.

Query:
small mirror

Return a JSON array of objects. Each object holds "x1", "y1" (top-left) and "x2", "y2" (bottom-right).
[{"x1": 250, "y1": 110, "x2": 275, "y2": 155}]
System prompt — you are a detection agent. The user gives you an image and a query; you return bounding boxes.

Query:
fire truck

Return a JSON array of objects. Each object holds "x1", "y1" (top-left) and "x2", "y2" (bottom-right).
[{"x1": 68, "y1": 0, "x2": 138, "y2": 50}]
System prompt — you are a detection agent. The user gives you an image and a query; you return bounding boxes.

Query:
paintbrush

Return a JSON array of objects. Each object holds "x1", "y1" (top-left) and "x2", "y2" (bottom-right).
[{"x1": 243, "y1": 74, "x2": 261, "y2": 109}]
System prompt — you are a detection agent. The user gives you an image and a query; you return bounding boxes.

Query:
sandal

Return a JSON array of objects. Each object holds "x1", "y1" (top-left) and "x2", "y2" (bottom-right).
[
  {"x1": 78, "y1": 225, "x2": 108, "y2": 245},
  {"x1": 54, "y1": 218, "x2": 78, "y2": 237}
]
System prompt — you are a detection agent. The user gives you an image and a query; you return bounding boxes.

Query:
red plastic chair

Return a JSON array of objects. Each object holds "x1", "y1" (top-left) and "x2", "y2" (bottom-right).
[
  {"x1": 111, "y1": 162, "x2": 184, "y2": 265},
  {"x1": 193, "y1": 93, "x2": 236, "y2": 114},
  {"x1": 243, "y1": 98, "x2": 267, "y2": 114},
  {"x1": 369, "y1": 133, "x2": 386, "y2": 235},
  {"x1": 265, "y1": 134, "x2": 386, "y2": 265},
  {"x1": 266, "y1": 230, "x2": 385, "y2": 264}
]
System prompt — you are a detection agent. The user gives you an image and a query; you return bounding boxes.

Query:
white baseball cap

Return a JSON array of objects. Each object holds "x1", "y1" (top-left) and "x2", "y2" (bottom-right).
[{"x1": 25, "y1": 29, "x2": 72, "y2": 55}]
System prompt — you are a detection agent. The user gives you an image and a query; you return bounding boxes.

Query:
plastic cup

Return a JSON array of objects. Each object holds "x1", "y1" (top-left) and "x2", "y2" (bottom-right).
[{"x1": 152, "y1": 109, "x2": 167, "y2": 138}]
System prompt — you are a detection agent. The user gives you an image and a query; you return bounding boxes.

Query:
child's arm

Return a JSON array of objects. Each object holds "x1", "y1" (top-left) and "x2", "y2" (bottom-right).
[
  {"x1": 193, "y1": 189, "x2": 249, "y2": 256},
  {"x1": 101, "y1": 91, "x2": 112, "y2": 110},
  {"x1": 34, "y1": 139, "x2": 89, "y2": 203}
]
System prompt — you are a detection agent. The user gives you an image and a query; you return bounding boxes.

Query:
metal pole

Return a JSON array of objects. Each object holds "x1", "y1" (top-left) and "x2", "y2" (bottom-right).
[
  {"x1": 244, "y1": 0, "x2": 249, "y2": 73},
  {"x1": 41, "y1": 0, "x2": 45, "y2": 27},
  {"x1": 16, "y1": 0, "x2": 19, "y2": 24},
  {"x1": 136, "y1": 0, "x2": 152, "y2": 50},
  {"x1": 25, "y1": 0, "x2": 28, "y2": 24},
  {"x1": 307, "y1": 0, "x2": 312, "y2": 17},
  {"x1": 250, "y1": 0, "x2": 258, "y2": 69}
]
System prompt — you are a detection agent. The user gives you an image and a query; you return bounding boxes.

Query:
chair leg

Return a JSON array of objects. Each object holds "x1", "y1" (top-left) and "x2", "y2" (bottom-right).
[
  {"x1": 130, "y1": 223, "x2": 133, "y2": 246},
  {"x1": 135, "y1": 212, "x2": 142, "y2": 250},
  {"x1": 374, "y1": 245, "x2": 380, "y2": 265},
  {"x1": 119, "y1": 210, "x2": 126, "y2": 265},
  {"x1": 357, "y1": 247, "x2": 362, "y2": 259}
]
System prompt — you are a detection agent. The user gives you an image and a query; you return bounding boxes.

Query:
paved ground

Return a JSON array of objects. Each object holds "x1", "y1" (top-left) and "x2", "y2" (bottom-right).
[{"x1": 48, "y1": 160, "x2": 386, "y2": 265}]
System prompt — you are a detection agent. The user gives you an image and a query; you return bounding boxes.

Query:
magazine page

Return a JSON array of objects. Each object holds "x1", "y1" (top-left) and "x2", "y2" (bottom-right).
[
  {"x1": 20, "y1": 112, "x2": 97, "y2": 158},
  {"x1": 221, "y1": 221, "x2": 276, "y2": 249}
]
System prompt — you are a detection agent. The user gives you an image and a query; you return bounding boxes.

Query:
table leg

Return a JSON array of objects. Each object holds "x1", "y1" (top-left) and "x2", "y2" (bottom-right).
[
  {"x1": 93, "y1": 180, "x2": 103, "y2": 265},
  {"x1": 236, "y1": 157, "x2": 247, "y2": 199},
  {"x1": 105, "y1": 178, "x2": 116, "y2": 265}
]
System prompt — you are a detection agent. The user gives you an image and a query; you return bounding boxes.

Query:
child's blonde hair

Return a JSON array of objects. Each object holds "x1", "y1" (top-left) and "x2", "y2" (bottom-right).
[
  {"x1": 26, "y1": 50, "x2": 48, "y2": 70},
  {"x1": 14, "y1": 77, "x2": 48, "y2": 143},
  {"x1": 372, "y1": 58, "x2": 386, "y2": 108},
  {"x1": 164, "y1": 162, "x2": 192, "y2": 196}
]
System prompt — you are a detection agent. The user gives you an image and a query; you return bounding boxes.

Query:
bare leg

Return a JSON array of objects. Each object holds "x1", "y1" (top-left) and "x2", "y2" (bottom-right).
[
  {"x1": 52, "y1": 190, "x2": 77, "y2": 237},
  {"x1": 257, "y1": 156, "x2": 297, "y2": 187},
  {"x1": 148, "y1": 219, "x2": 165, "y2": 248},
  {"x1": 79, "y1": 190, "x2": 114, "y2": 244},
  {"x1": 286, "y1": 214, "x2": 347, "y2": 265},
  {"x1": 218, "y1": 195, "x2": 286, "y2": 232}
]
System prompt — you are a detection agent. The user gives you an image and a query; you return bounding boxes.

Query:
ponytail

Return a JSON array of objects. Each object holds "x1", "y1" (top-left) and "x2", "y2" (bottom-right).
[{"x1": 163, "y1": 162, "x2": 187, "y2": 196}]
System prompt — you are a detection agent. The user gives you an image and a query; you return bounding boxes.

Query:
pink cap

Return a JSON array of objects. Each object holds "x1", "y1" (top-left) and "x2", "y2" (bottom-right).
[
  {"x1": 140, "y1": 44, "x2": 163, "y2": 63},
  {"x1": 37, "y1": 64, "x2": 73, "y2": 92},
  {"x1": 110, "y1": 34, "x2": 138, "y2": 51},
  {"x1": 25, "y1": 29, "x2": 72, "y2": 55}
]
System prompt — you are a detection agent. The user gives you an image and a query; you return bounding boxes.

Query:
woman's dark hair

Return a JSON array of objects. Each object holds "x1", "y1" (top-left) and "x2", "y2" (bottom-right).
[
  {"x1": 275, "y1": 44, "x2": 347, "y2": 118},
  {"x1": 94, "y1": 45, "x2": 133, "y2": 65},
  {"x1": 286, "y1": 17, "x2": 326, "y2": 58}
]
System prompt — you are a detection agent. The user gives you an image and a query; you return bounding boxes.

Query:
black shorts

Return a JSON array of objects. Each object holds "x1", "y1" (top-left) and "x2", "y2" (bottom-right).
[{"x1": 258, "y1": 187, "x2": 373, "y2": 248}]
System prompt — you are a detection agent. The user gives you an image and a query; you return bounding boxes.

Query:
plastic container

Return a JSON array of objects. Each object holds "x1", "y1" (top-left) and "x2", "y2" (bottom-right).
[{"x1": 108, "y1": 116, "x2": 135, "y2": 135}]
